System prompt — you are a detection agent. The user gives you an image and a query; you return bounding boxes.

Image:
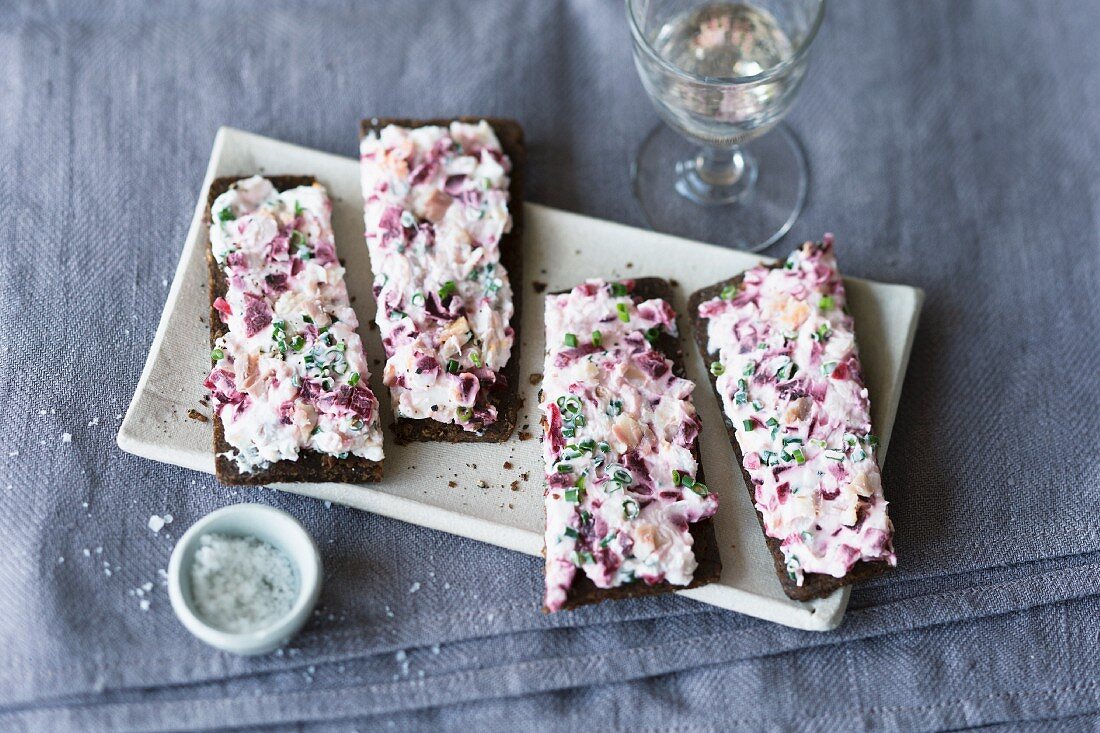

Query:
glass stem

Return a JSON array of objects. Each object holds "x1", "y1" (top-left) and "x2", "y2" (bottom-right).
[{"x1": 695, "y1": 145, "x2": 747, "y2": 187}]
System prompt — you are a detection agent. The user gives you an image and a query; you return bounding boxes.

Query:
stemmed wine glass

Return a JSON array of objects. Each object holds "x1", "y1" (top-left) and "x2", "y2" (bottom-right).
[{"x1": 627, "y1": 0, "x2": 826, "y2": 252}]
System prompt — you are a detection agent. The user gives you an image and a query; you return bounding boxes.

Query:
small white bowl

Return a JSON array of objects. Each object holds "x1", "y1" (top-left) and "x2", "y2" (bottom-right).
[{"x1": 167, "y1": 503, "x2": 322, "y2": 656}]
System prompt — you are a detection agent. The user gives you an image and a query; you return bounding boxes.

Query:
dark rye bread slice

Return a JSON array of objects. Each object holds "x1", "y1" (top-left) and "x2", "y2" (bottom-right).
[
  {"x1": 687, "y1": 265, "x2": 891, "y2": 602},
  {"x1": 206, "y1": 175, "x2": 384, "y2": 486},
  {"x1": 358, "y1": 117, "x2": 524, "y2": 444},
  {"x1": 544, "y1": 277, "x2": 721, "y2": 612}
]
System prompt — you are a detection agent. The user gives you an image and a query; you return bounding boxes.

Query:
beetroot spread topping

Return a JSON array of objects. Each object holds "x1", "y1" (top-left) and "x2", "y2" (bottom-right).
[
  {"x1": 540, "y1": 280, "x2": 718, "y2": 612},
  {"x1": 360, "y1": 121, "x2": 514, "y2": 431},
  {"x1": 698, "y1": 237, "x2": 896, "y2": 584},
  {"x1": 207, "y1": 176, "x2": 384, "y2": 473}
]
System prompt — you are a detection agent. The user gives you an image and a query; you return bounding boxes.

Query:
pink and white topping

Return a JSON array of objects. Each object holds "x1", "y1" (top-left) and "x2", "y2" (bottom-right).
[
  {"x1": 541, "y1": 280, "x2": 718, "y2": 612},
  {"x1": 359, "y1": 121, "x2": 514, "y2": 431},
  {"x1": 698, "y1": 237, "x2": 895, "y2": 584},
  {"x1": 206, "y1": 176, "x2": 384, "y2": 473}
]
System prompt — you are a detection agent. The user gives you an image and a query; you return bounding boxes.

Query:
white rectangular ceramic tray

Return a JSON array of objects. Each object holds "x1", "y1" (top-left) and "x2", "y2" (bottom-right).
[{"x1": 119, "y1": 127, "x2": 923, "y2": 631}]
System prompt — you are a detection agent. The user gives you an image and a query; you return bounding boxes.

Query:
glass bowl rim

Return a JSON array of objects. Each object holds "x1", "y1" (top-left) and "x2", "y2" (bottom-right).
[{"x1": 625, "y1": 0, "x2": 827, "y2": 86}]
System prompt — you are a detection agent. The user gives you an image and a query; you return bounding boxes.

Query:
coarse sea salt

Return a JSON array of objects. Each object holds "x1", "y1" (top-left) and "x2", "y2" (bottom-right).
[{"x1": 190, "y1": 533, "x2": 297, "y2": 634}]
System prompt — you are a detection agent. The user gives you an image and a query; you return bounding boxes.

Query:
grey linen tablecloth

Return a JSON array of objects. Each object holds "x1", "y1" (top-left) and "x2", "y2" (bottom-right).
[{"x1": 2, "y1": 0, "x2": 1098, "y2": 730}]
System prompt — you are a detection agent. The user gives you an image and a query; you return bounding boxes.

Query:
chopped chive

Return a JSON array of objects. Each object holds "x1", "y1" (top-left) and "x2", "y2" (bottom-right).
[
  {"x1": 822, "y1": 361, "x2": 838, "y2": 375},
  {"x1": 710, "y1": 361, "x2": 725, "y2": 376},
  {"x1": 446, "y1": 359, "x2": 459, "y2": 374},
  {"x1": 293, "y1": 200, "x2": 303, "y2": 217},
  {"x1": 680, "y1": 474, "x2": 695, "y2": 488},
  {"x1": 438, "y1": 280, "x2": 457, "y2": 300},
  {"x1": 815, "y1": 323, "x2": 831, "y2": 341},
  {"x1": 210, "y1": 348, "x2": 225, "y2": 361},
  {"x1": 302, "y1": 315, "x2": 313, "y2": 324},
  {"x1": 720, "y1": 283, "x2": 738, "y2": 300},
  {"x1": 610, "y1": 282, "x2": 629, "y2": 297},
  {"x1": 752, "y1": 400, "x2": 764, "y2": 411},
  {"x1": 790, "y1": 447, "x2": 807, "y2": 464},
  {"x1": 607, "y1": 400, "x2": 623, "y2": 417},
  {"x1": 573, "y1": 414, "x2": 587, "y2": 427},
  {"x1": 597, "y1": 441, "x2": 610, "y2": 453},
  {"x1": 866, "y1": 434, "x2": 879, "y2": 446},
  {"x1": 599, "y1": 533, "x2": 615, "y2": 548},
  {"x1": 564, "y1": 487, "x2": 581, "y2": 503},
  {"x1": 217, "y1": 208, "x2": 235, "y2": 222},
  {"x1": 743, "y1": 362, "x2": 756, "y2": 376},
  {"x1": 819, "y1": 295, "x2": 835, "y2": 310},
  {"x1": 456, "y1": 406, "x2": 473, "y2": 422},
  {"x1": 742, "y1": 419, "x2": 755, "y2": 431},
  {"x1": 561, "y1": 427, "x2": 575, "y2": 438},
  {"x1": 671, "y1": 469, "x2": 681, "y2": 486},
  {"x1": 411, "y1": 291, "x2": 425, "y2": 307},
  {"x1": 622, "y1": 499, "x2": 639, "y2": 519},
  {"x1": 556, "y1": 396, "x2": 566, "y2": 408},
  {"x1": 689, "y1": 482, "x2": 709, "y2": 497},
  {"x1": 574, "y1": 474, "x2": 586, "y2": 491},
  {"x1": 591, "y1": 330, "x2": 602, "y2": 347},
  {"x1": 564, "y1": 333, "x2": 578, "y2": 348},
  {"x1": 616, "y1": 302, "x2": 630, "y2": 322},
  {"x1": 470, "y1": 351, "x2": 482, "y2": 368},
  {"x1": 563, "y1": 526, "x2": 580, "y2": 539},
  {"x1": 390, "y1": 310, "x2": 406, "y2": 320},
  {"x1": 853, "y1": 449, "x2": 867, "y2": 462},
  {"x1": 556, "y1": 463, "x2": 573, "y2": 473},
  {"x1": 347, "y1": 371, "x2": 360, "y2": 387},
  {"x1": 290, "y1": 336, "x2": 306, "y2": 351},
  {"x1": 644, "y1": 327, "x2": 660, "y2": 345},
  {"x1": 825, "y1": 449, "x2": 845, "y2": 461},
  {"x1": 766, "y1": 417, "x2": 779, "y2": 427},
  {"x1": 578, "y1": 438, "x2": 596, "y2": 452},
  {"x1": 613, "y1": 468, "x2": 633, "y2": 485}
]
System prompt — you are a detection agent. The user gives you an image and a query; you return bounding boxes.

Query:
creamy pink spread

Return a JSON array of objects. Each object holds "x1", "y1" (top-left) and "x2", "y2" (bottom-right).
[
  {"x1": 697, "y1": 237, "x2": 895, "y2": 584},
  {"x1": 205, "y1": 176, "x2": 384, "y2": 473},
  {"x1": 359, "y1": 121, "x2": 514, "y2": 431},
  {"x1": 541, "y1": 280, "x2": 719, "y2": 612}
]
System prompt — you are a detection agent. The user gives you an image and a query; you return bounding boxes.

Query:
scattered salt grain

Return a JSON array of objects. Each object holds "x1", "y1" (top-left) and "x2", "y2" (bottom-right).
[
  {"x1": 88, "y1": 417, "x2": 100, "y2": 427},
  {"x1": 408, "y1": 582, "x2": 420, "y2": 594},
  {"x1": 82, "y1": 548, "x2": 90, "y2": 557},
  {"x1": 139, "y1": 599, "x2": 150, "y2": 611},
  {"x1": 61, "y1": 433, "x2": 72, "y2": 443},
  {"x1": 58, "y1": 556, "x2": 64, "y2": 564},
  {"x1": 395, "y1": 650, "x2": 407, "y2": 662},
  {"x1": 8, "y1": 450, "x2": 17, "y2": 457},
  {"x1": 147, "y1": 515, "x2": 165, "y2": 533},
  {"x1": 430, "y1": 644, "x2": 441, "y2": 655},
  {"x1": 163, "y1": 514, "x2": 173, "y2": 524},
  {"x1": 115, "y1": 414, "x2": 122, "y2": 420},
  {"x1": 189, "y1": 533, "x2": 297, "y2": 633},
  {"x1": 38, "y1": 409, "x2": 46, "y2": 416}
]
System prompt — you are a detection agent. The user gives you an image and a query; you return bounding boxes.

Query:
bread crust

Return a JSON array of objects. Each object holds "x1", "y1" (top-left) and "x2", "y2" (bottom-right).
[
  {"x1": 358, "y1": 117, "x2": 525, "y2": 444},
  {"x1": 543, "y1": 277, "x2": 722, "y2": 612},
  {"x1": 687, "y1": 266, "x2": 891, "y2": 601},
  {"x1": 206, "y1": 175, "x2": 384, "y2": 485}
]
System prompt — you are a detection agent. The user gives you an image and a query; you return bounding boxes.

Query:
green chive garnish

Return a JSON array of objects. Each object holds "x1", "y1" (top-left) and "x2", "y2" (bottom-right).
[
  {"x1": 438, "y1": 280, "x2": 457, "y2": 300},
  {"x1": 610, "y1": 282, "x2": 629, "y2": 297},
  {"x1": 671, "y1": 469, "x2": 681, "y2": 486},
  {"x1": 720, "y1": 284, "x2": 738, "y2": 300},
  {"x1": 710, "y1": 361, "x2": 725, "y2": 376},
  {"x1": 822, "y1": 361, "x2": 837, "y2": 375},
  {"x1": 211, "y1": 348, "x2": 225, "y2": 361},
  {"x1": 742, "y1": 419, "x2": 755, "y2": 431},
  {"x1": 819, "y1": 295, "x2": 835, "y2": 310},
  {"x1": 564, "y1": 333, "x2": 578, "y2": 348},
  {"x1": 689, "y1": 482, "x2": 709, "y2": 497},
  {"x1": 622, "y1": 499, "x2": 639, "y2": 519},
  {"x1": 743, "y1": 362, "x2": 756, "y2": 376},
  {"x1": 447, "y1": 359, "x2": 459, "y2": 374},
  {"x1": 616, "y1": 303, "x2": 630, "y2": 322},
  {"x1": 644, "y1": 327, "x2": 660, "y2": 345},
  {"x1": 456, "y1": 406, "x2": 473, "y2": 422},
  {"x1": 790, "y1": 448, "x2": 806, "y2": 464},
  {"x1": 347, "y1": 371, "x2": 360, "y2": 387},
  {"x1": 591, "y1": 330, "x2": 602, "y2": 347},
  {"x1": 217, "y1": 208, "x2": 235, "y2": 222},
  {"x1": 563, "y1": 526, "x2": 580, "y2": 539},
  {"x1": 557, "y1": 464, "x2": 573, "y2": 473},
  {"x1": 470, "y1": 351, "x2": 482, "y2": 368}
]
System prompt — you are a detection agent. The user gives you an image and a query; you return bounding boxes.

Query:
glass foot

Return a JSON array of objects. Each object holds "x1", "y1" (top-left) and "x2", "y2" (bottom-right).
[{"x1": 631, "y1": 122, "x2": 809, "y2": 253}]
